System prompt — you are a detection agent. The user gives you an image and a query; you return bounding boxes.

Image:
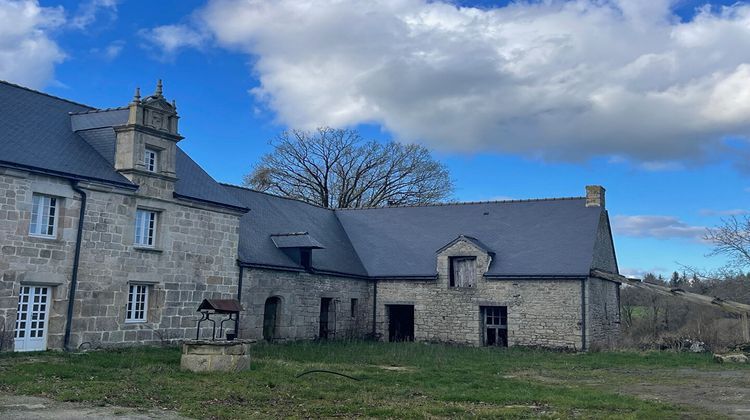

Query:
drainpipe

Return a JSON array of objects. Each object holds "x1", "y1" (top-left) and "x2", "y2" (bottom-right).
[
  {"x1": 371, "y1": 279, "x2": 378, "y2": 338},
  {"x1": 580, "y1": 278, "x2": 587, "y2": 351},
  {"x1": 63, "y1": 181, "x2": 87, "y2": 351},
  {"x1": 235, "y1": 264, "x2": 244, "y2": 336}
]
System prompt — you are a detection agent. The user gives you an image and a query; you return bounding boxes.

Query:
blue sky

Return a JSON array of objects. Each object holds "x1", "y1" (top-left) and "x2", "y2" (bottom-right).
[{"x1": 2, "y1": 0, "x2": 750, "y2": 277}]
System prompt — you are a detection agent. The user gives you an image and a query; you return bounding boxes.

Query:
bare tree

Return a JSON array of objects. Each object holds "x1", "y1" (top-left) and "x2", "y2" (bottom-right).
[
  {"x1": 245, "y1": 127, "x2": 453, "y2": 208},
  {"x1": 705, "y1": 215, "x2": 750, "y2": 269}
]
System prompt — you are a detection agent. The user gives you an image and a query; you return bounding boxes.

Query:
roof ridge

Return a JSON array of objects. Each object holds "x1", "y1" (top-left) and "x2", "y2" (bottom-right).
[
  {"x1": 335, "y1": 196, "x2": 587, "y2": 210},
  {"x1": 220, "y1": 183, "x2": 331, "y2": 209},
  {"x1": 0, "y1": 79, "x2": 94, "y2": 109},
  {"x1": 69, "y1": 106, "x2": 128, "y2": 115}
]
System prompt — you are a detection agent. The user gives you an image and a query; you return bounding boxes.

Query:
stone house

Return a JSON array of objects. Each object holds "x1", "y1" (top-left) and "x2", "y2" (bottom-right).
[{"x1": 0, "y1": 80, "x2": 621, "y2": 352}]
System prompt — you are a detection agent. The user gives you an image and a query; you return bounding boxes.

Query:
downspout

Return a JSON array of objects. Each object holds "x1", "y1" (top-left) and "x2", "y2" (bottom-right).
[
  {"x1": 371, "y1": 279, "x2": 378, "y2": 338},
  {"x1": 235, "y1": 264, "x2": 244, "y2": 336},
  {"x1": 63, "y1": 181, "x2": 87, "y2": 351},
  {"x1": 580, "y1": 278, "x2": 587, "y2": 351}
]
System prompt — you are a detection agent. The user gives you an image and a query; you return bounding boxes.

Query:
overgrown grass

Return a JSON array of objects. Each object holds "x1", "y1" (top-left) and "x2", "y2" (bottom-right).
[{"x1": 0, "y1": 341, "x2": 744, "y2": 418}]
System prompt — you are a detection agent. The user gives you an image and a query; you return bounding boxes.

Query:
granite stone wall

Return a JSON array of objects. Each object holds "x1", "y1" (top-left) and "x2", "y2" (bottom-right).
[
  {"x1": 375, "y1": 238, "x2": 586, "y2": 349},
  {"x1": 0, "y1": 168, "x2": 242, "y2": 350},
  {"x1": 238, "y1": 267, "x2": 373, "y2": 341},
  {"x1": 586, "y1": 277, "x2": 621, "y2": 350}
]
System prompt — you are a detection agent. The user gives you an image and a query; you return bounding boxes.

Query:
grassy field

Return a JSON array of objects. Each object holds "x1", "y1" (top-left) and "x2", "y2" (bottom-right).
[{"x1": 0, "y1": 341, "x2": 748, "y2": 419}]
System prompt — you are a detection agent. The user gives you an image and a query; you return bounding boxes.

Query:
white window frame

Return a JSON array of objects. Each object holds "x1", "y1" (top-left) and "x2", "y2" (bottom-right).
[
  {"x1": 144, "y1": 147, "x2": 159, "y2": 173},
  {"x1": 134, "y1": 209, "x2": 157, "y2": 248},
  {"x1": 29, "y1": 194, "x2": 58, "y2": 238},
  {"x1": 126, "y1": 284, "x2": 149, "y2": 323}
]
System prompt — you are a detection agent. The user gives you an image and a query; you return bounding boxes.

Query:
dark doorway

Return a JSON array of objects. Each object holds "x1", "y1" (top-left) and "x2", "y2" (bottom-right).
[
  {"x1": 263, "y1": 297, "x2": 280, "y2": 341},
  {"x1": 482, "y1": 306, "x2": 508, "y2": 347},
  {"x1": 388, "y1": 305, "x2": 414, "y2": 342},
  {"x1": 319, "y1": 298, "x2": 335, "y2": 339}
]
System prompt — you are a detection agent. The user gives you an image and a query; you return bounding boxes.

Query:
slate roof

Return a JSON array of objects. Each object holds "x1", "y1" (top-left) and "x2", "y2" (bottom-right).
[
  {"x1": 224, "y1": 184, "x2": 606, "y2": 279},
  {"x1": 223, "y1": 185, "x2": 368, "y2": 277},
  {"x1": 0, "y1": 80, "x2": 245, "y2": 210},
  {"x1": 0, "y1": 81, "x2": 133, "y2": 187},
  {"x1": 336, "y1": 198, "x2": 602, "y2": 278}
]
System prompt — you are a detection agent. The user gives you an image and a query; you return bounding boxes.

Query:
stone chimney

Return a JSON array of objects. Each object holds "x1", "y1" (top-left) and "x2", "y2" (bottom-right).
[{"x1": 585, "y1": 185, "x2": 605, "y2": 208}]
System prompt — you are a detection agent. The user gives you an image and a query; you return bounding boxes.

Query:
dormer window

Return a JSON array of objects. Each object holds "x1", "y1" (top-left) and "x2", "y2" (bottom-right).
[
  {"x1": 144, "y1": 147, "x2": 158, "y2": 172},
  {"x1": 449, "y1": 256, "x2": 476, "y2": 288}
]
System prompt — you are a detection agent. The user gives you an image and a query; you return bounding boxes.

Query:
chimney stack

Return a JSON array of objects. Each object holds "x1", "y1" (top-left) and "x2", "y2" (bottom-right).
[{"x1": 585, "y1": 185, "x2": 605, "y2": 208}]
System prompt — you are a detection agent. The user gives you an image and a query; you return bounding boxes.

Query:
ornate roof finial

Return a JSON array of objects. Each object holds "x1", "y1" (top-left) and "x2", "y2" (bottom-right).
[
  {"x1": 155, "y1": 79, "x2": 163, "y2": 97},
  {"x1": 132, "y1": 87, "x2": 141, "y2": 104},
  {"x1": 171, "y1": 99, "x2": 177, "y2": 110}
]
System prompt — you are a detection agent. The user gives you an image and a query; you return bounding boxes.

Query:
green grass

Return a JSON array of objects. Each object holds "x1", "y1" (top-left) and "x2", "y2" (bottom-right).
[{"x1": 0, "y1": 341, "x2": 745, "y2": 418}]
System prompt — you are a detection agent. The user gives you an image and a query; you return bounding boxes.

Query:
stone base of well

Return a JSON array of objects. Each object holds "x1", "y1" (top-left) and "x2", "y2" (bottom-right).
[{"x1": 180, "y1": 339, "x2": 256, "y2": 372}]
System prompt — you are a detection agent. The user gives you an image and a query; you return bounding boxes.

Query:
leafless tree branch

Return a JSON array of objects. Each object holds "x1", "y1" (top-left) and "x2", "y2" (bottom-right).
[{"x1": 244, "y1": 127, "x2": 453, "y2": 208}]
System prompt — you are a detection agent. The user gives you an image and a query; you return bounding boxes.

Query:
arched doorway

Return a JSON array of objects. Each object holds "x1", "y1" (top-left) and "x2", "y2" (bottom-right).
[{"x1": 263, "y1": 297, "x2": 281, "y2": 341}]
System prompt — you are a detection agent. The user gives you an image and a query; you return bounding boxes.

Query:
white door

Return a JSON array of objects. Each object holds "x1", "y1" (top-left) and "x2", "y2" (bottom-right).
[{"x1": 14, "y1": 286, "x2": 50, "y2": 352}]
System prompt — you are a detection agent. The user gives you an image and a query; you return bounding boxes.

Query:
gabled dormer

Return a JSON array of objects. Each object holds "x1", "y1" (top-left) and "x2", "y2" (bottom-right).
[
  {"x1": 114, "y1": 80, "x2": 183, "y2": 182},
  {"x1": 436, "y1": 235, "x2": 494, "y2": 288}
]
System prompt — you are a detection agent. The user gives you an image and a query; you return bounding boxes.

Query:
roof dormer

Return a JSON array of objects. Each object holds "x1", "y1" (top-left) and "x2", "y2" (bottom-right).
[{"x1": 114, "y1": 80, "x2": 183, "y2": 182}]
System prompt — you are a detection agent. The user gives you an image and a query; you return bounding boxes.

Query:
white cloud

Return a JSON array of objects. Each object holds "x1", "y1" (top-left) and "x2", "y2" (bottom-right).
[
  {"x1": 140, "y1": 24, "x2": 207, "y2": 57},
  {"x1": 612, "y1": 215, "x2": 706, "y2": 240},
  {"x1": 699, "y1": 208, "x2": 750, "y2": 216},
  {"x1": 620, "y1": 266, "x2": 669, "y2": 278},
  {"x1": 70, "y1": 0, "x2": 118, "y2": 30},
  {"x1": 91, "y1": 39, "x2": 124, "y2": 61},
  {"x1": 155, "y1": 0, "x2": 750, "y2": 162},
  {"x1": 0, "y1": 0, "x2": 66, "y2": 88}
]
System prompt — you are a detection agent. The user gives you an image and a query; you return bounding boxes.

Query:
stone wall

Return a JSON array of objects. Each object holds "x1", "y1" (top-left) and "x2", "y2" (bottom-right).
[
  {"x1": 375, "y1": 239, "x2": 585, "y2": 349},
  {"x1": 0, "y1": 169, "x2": 242, "y2": 350},
  {"x1": 586, "y1": 277, "x2": 621, "y2": 350},
  {"x1": 238, "y1": 267, "x2": 373, "y2": 341}
]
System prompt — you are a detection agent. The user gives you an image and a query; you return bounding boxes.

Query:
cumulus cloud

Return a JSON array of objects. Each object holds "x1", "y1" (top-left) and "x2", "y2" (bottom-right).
[
  {"x1": 70, "y1": 0, "x2": 118, "y2": 30},
  {"x1": 612, "y1": 215, "x2": 706, "y2": 240},
  {"x1": 153, "y1": 0, "x2": 750, "y2": 162},
  {"x1": 0, "y1": 0, "x2": 66, "y2": 88},
  {"x1": 140, "y1": 24, "x2": 207, "y2": 57}
]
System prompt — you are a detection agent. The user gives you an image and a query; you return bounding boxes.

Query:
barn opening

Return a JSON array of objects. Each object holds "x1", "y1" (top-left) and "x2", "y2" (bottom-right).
[
  {"x1": 319, "y1": 298, "x2": 336, "y2": 339},
  {"x1": 263, "y1": 296, "x2": 281, "y2": 341},
  {"x1": 482, "y1": 306, "x2": 508, "y2": 347},
  {"x1": 388, "y1": 305, "x2": 414, "y2": 342}
]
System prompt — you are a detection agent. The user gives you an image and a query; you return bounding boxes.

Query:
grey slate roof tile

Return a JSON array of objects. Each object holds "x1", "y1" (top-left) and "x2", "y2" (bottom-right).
[
  {"x1": 224, "y1": 184, "x2": 604, "y2": 279},
  {"x1": 223, "y1": 185, "x2": 368, "y2": 277},
  {"x1": 0, "y1": 81, "x2": 133, "y2": 186},
  {"x1": 0, "y1": 80, "x2": 244, "y2": 210}
]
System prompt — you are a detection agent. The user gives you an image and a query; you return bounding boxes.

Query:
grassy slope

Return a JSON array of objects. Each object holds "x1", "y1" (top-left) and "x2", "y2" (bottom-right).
[{"x1": 0, "y1": 341, "x2": 745, "y2": 419}]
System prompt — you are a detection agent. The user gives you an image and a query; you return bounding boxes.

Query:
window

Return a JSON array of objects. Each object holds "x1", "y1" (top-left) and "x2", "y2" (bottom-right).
[
  {"x1": 350, "y1": 298, "x2": 358, "y2": 318},
  {"x1": 449, "y1": 256, "x2": 476, "y2": 287},
  {"x1": 300, "y1": 249, "x2": 312, "y2": 270},
  {"x1": 144, "y1": 148, "x2": 158, "y2": 172},
  {"x1": 482, "y1": 306, "x2": 508, "y2": 347},
  {"x1": 29, "y1": 194, "x2": 57, "y2": 238},
  {"x1": 126, "y1": 284, "x2": 149, "y2": 322},
  {"x1": 134, "y1": 209, "x2": 157, "y2": 247}
]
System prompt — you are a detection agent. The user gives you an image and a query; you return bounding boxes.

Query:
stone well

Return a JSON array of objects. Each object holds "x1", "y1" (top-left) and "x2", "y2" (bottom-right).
[{"x1": 180, "y1": 339, "x2": 256, "y2": 373}]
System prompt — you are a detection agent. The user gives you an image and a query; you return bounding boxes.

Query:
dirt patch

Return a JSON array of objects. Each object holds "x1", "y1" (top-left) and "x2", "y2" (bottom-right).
[
  {"x1": 0, "y1": 393, "x2": 188, "y2": 420},
  {"x1": 515, "y1": 368, "x2": 750, "y2": 419},
  {"x1": 376, "y1": 365, "x2": 414, "y2": 372}
]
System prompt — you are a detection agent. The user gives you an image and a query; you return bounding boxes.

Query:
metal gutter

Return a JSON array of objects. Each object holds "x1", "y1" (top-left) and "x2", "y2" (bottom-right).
[
  {"x1": 173, "y1": 192, "x2": 249, "y2": 213},
  {"x1": 63, "y1": 180, "x2": 87, "y2": 351},
  {"x1": 0, "y1": 161, "x2": 137, "y2": 190}
]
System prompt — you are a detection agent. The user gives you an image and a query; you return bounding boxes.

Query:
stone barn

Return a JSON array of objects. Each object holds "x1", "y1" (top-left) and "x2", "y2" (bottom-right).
[{"x1": 0, "y1": 80, "x2": 621, "y2": 352}]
